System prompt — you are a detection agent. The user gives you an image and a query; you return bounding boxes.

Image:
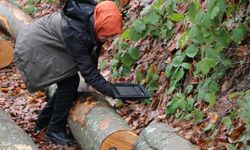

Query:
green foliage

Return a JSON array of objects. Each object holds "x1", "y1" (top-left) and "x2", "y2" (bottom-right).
[
  {"x1": 99, "y1": 60, "x2": 107, "y2": 71},
  {"x1": 185, "y1": 44, "x2": 198, "y2": 58},
  {"x1": 191, "y1": 109, "x2": 204, "y2": 123},
  {"x1": 221, "y1": 116, "x2": 232, "y2": 130},
  {"x1": 128, "y1": 47, "x2": 140, "y2": 60},
  {"x1": 231, "y1": 24, "x2": 247, "y2": 44},
  {"x1": 23, "y1": 5, "x2": 37, "y2": 15},
  {"x1": 113, "y1": 1, "x2": 248, "y2": 140},
  {"x1": 111, "y1": 41, "x2": 141, "y2": 77},
  {"x1": 145, "y1": 65, "x2": 160, "y2": 95},
  {"x1": 168, "y1": 13, "x2": 185, "y2": 22},
  {"x1": 235, "y1": 90, "x2": 250, "y2": 148}
]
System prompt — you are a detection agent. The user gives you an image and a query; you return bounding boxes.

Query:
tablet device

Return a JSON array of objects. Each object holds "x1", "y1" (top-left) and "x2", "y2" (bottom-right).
[{"x1": 111, "y1": 83, "x2": 150, "y2": 100}]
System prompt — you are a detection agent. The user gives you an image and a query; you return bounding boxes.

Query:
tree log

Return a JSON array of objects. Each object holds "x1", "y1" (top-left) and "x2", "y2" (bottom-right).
[
  {"x1": 133, "y1": 123, "x2": 199, "y2": 150},
  {"x1": 68, "y1": 92, "x2": 138, "y2": 150},
  {"x1": 0, "y1": 40, "x2": 13, "y2": 68},
  {"x1": 0, "y1": 108, "x2": 38, "y2": 150},
  {"x1": 0, "y1": 0, "x2": 32, "y2": 38}
]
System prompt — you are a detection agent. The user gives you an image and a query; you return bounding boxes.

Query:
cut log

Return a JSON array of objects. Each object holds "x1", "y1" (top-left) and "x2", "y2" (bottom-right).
[
  {"x1": 0, "y1": 108, "x2": 38, "y2": 150},
  {"x1": 0, "y1": 40, "x2": 13, "y2": 68},
  {"x1": 68, "y1": 92, "x2": 138, "y2": 150},
  {"x1": 133, "y1": 122, "x2": 199, "y2": 150},
  {"x1": 0, "y1": 0, "x2": 32, "y2": 38}
]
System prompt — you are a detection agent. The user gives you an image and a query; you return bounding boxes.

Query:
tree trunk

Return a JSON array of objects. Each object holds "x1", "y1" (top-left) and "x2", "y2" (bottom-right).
[
  {"x1": 68, "y1": 92, "x2": 138, "y2": 150},
  {"x1": 0, "y1": 0, "x2": 32, "y2": 38},
  {"x1": 0, "y1": 108, "x2": 38, "y2": 150},
  {"x1": 133, "y1": 123, "x2": 199, "y2": 150}
]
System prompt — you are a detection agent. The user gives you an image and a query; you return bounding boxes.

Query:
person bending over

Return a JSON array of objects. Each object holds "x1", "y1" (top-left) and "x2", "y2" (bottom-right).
[{"x1": 15, "y1": 0, "x2": 122, "y2": 145}]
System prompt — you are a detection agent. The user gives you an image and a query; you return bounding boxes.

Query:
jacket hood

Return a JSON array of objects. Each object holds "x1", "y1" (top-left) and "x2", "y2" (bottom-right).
[{"x1": 62, "y1": 0, "x2": 96, "y2": 21}]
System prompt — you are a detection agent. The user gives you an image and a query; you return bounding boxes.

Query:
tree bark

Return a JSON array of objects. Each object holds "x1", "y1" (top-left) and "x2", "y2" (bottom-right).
[
  {"x1": 0, "y1": 0, "x2": 32, "y2": 38},
  {"x1": 133, "y1": 123, "x2": 199, "y2": 150},
  {"x1": 0, "y1": 108, "x2": 38, "y2": 150},
  {"x1": 68, "y1": 92, "x2": 138, "y2": 150}
]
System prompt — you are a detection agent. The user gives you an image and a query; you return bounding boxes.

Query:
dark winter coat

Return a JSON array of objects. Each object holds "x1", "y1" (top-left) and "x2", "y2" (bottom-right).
[{"x1": 14, "y1": 0, "x2": 114, "y2": 97}]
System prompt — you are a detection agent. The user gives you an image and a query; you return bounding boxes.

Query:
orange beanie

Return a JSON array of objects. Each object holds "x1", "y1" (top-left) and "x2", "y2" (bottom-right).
[{"x1": 94, "y1": 1, "x2": 122, "y2": 37}]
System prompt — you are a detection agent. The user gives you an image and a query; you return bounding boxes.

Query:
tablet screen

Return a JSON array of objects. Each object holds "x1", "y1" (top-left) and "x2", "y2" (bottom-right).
[{"x1": 115, "y1": 85, "x2": 145, "y2": 96}]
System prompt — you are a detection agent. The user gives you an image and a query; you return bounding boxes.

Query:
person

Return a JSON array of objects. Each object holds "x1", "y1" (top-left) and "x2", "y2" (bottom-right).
[{"x1": 14, "y1": 0, "x2": 122, "y2": 145}]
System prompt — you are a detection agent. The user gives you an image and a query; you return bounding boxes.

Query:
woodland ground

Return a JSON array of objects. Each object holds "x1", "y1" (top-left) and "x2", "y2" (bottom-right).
[{"x1": 0, "y1": 0, "x2": 249, "y2": 150}]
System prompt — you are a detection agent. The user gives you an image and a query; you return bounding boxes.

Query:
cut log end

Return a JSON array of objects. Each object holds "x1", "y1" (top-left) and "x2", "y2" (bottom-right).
[
  {"x1": 0, "y1": 40, "x2": 13, "y2": 68},
  {"x1": 101, "y1": 130, "x2": 138, "y2": 150}
]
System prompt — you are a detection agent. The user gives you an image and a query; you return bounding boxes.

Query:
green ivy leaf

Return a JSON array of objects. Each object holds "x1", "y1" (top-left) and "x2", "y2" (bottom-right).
[
  {"x1": 232, "y1": 27, "x2": 245, "y2": 44},
  {"x1": 166, "y1": 20, "x2": 173, "y2": 30},
  {"x1": 204, "y1": 123, "x2": 215, "y2": 132},
  {"x1": 201, "y1": 13, "x2": 212, "y2": 28},
  {"x1": 146, "y1": 11, "x2": 161, "y2": 25},
  {"x1": 135, "y1": 70, "x2": 143, "y2": 83},
  {"x1": 121, "y1": 29, "x2": 142, "y2": 41},
  {"x1": 210, "y1": 6, "x2": 220, "y2": 19},
  {"x1": 23, "y1": 5, "x2": 37, "y2": 15},
  {"x1": 196, "y1": 58, "x2": 216, "y2": 75},
  {"x1": 112, "y1": 70, "x2": 119, "y2": 78},
  {"x1": 191, "y1": 109, "x2": 204, "y2": 123},
  {"x1": 206, "y1": 48, "x2": 218, "y2": 59},
  {"x1": 188, "y1": 1, "x2": 200, "y2": 22},
  {"x1": 172, "y1": 53, "x2": 186, "y2": 67},
  {"x1": 186, "y1": 44, "x2": 198, "y2": 58},
  {"x1": 185, "y1": 85, "x2": 193, "y2": 94},
  {"x1": 167, "y1": 80, "x2": 177, "y2": 95},
  {"x1": 121, "y1": 53, "x2": 134, "y2": 67},
  {"x1": 178, "y1": 31, "x2": 189, "y2": 48},
  {"x1": 132, "y1": 20, "x2": 146, "y2": 33},
  {"x1": 165, "y1": 64, "x2": 173, "y2": 78},
  {"x1": 118, "y1": 65, "x2": 131, "y2": 76},
  {"x1": 207, "y1": 0, "x2": 216, "y2": 11},
  {"x1": 168, "y1": 13, "x2": 185, "y2": 22},
  {"x1": 128, "y1": 47, "x2": 140, "y2": 60},
  {"x1": 111, "y1": 59, "x2": 119, "y2": 69},
  {"x1": 204, "y1": 92, "x2": 216, "y2": 107},
  {"x1": 99, "y1": 60, "x2": 107, "y2": 71},
  {"x1": 153, "y1": 0, "x2": 165, "y2": 7},
  {"x1": 221, "y1": 116, "x2": 232, "y2": 130},
  {"x1": 167, "y1": 86, "x2": 175, "y2": 95},
  {"x1": 165, "y1": 93, "x2": 186, "y2": 115},
  {"x1": 173, "y1": 67, "x2": 185, "y2": 82},
  {"x1": 181, "y1": 62, "x2": 191, "y2": 69},
  {"x1": 119, "y1": 42, "x2": 129, "y2": 49},
  {"x1": 222, "y1": 58, "x2": 232, "y2": 67},
  {"x1": 148, "y1": 80, "x2": 158, "y2": 92}
]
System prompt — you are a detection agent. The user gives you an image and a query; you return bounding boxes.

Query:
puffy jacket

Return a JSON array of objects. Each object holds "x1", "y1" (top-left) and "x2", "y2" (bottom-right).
[{"x1": 14, "y1": 0, "x2": 115, "y2": 97}]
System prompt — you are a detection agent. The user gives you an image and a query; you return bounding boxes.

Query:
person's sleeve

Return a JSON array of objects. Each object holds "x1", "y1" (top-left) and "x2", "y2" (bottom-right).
[{"x1": 64, "y1": 32, "x2": 115, "y2": 98}]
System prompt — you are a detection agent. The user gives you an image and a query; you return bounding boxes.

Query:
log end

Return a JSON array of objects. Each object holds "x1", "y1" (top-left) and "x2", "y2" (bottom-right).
[
  {"x1": 0, "y1": 40, "x2": 13, "y2": 68},
  {"x1": 101, "y1": 130, "x2": 138, "y2": 150}
]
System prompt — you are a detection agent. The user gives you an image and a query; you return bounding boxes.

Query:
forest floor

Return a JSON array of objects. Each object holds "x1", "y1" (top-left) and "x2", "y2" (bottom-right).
[{"x1": 0, "y1": 0, "x2": 249, "y2": 150}]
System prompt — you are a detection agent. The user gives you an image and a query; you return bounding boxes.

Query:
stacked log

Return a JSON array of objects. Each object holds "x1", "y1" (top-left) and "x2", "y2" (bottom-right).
[{"x1": 0, "y1": 108, "x2": 38, "y2": 150}]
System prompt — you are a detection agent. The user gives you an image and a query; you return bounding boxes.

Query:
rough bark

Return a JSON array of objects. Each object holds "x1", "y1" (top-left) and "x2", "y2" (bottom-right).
[
  {"x1": 0, "y1": 0, "x2": 32, "y2": 38},
  {"x1": 0, "y1": 108, "x2": 38, "y2": 150},
  {"x1": 133, "y1": 122, "x2": 199, "y2": 150},
  {"x1": 68, "y1": 92, "x2": 138, "y2": 150}
]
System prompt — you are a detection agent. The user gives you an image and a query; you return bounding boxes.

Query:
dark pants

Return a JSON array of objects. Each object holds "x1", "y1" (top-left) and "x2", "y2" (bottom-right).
[{"x1": 36, "y1": 74, "x2": 80, "y2": 132}]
